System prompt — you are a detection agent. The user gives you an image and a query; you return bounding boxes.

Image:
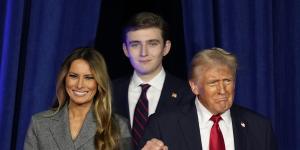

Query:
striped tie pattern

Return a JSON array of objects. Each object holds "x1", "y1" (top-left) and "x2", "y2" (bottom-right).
[{"x1": 132, "y1": 84, "x2": 151, "y2": 148}]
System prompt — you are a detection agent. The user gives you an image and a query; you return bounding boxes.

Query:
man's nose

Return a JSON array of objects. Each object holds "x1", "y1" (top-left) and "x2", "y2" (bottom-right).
[
  {"x1": 217, "y1": 82, "x2": 226, "y2": 94},
  {"x1": 140, "y1": 44, "x2": 148, "y2": 56}
]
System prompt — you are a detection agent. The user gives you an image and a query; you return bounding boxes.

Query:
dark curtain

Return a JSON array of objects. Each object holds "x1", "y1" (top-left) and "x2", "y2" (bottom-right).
[
  {"x1": 0, "y1": 0, "x2": 102, "y2": 149},
  {"x1": 182, "y1": 0, "x2": 300, "y2": 149}
]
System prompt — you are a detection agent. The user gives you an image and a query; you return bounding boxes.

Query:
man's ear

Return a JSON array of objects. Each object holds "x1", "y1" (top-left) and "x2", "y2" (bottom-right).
[
  {"x1": 163, "y1": 40, "x2": 171, "y2": 56},
  {"x1": 189, "y1": 80, "x2": 199, "y2": 95},
  {"x1": 122, "y1": 43, "x2": 129, "y2": 57}
]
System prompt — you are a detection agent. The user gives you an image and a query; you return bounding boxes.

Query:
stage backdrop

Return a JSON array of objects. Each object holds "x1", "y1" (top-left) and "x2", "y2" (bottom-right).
[
  {"x1": 0, "y1": 0, "x2": 102, "y2": 149},
  {"x1": 182, "y1": 0, "x2": 300, "y2": 149}
]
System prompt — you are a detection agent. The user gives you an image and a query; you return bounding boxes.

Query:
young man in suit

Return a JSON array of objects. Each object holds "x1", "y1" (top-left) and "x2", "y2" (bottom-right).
[
  {"x1": 140, "y1": 48, "x2": 277, "y2": 150},
  {"x1": 112, "y1": 12, "x2": 193, "y2": 148}
]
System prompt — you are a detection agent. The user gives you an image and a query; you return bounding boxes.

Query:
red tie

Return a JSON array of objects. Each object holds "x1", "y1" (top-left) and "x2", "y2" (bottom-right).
[
  {"x1": 209, "y1": 114, "x2": 225, "y2": 150},
  {"x1": 132, "y1": 84, "x2": 151, "y2": 148}
]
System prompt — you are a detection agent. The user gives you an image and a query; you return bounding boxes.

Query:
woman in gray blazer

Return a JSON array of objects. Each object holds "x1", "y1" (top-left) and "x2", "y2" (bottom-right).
[{"x1": 24, "y1": 48, "x2": 133, "y2": 150}]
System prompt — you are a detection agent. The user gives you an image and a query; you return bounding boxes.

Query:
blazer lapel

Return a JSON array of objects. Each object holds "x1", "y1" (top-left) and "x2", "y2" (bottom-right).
[
  {"x1": 114, "y1": 77, "x2": 130, "y2": 119},
  {"x1": 49, "y1": 105, "x2": 75, "y2": 149},
  {"x1": 178, "y1": 103, "x2": 202, "y2": 150},
  {"x1": 74, "y1": 108, "x2": 97, "y2": 149},
  {"x1": 231, "y1": 105, "x2": 248, "y2": 150},
  {"x1": 156, "y1": 73, "x2": 179, "y2": 113},
  {"x1": 122, "y1": 79, "x2": 130, "y2": 119}
]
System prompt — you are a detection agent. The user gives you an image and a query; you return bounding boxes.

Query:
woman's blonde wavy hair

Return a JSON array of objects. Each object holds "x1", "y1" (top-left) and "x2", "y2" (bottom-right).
[{"x1": 54, "y1": 48, "x2": 119, "y2": 150}]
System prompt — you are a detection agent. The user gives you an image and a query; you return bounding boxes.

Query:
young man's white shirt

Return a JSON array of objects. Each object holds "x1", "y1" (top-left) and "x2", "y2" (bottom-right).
[{"x1": 128, "y1": 68, "x2": 166, "y2": 127}]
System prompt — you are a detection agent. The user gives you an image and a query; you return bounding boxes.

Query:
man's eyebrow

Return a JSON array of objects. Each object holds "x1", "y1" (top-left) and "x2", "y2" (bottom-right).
[
  {"x1": 207, "y1": 79, "x2": 219, "y2": 83},
  {"x1": 147, "y1": 39, "x2": 160, "y2": 43},
  {"x1": 128, "y1": 40, "x2": 140, "y2": 44}
]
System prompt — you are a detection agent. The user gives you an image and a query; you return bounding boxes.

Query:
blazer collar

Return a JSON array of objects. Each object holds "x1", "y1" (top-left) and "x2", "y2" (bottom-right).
[
  {"x1": 49, "y1": 103, "x2": 97, "y2": 149},
  {"x1": 49, "y1": 104, "x2": 75, "y2": 149},
  {"x1": 178, "y1": 101, "x2": 203, "y2": 150},
  {"x1": 230, "y1": 105, "x2": 248, "y2": 150},
  {"x1": 74, "y1": 106, "x2": 96, "y2": 149}
]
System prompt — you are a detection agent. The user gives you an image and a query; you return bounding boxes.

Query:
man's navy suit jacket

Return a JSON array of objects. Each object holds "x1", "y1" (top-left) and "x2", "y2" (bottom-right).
[
  {"x1": 112, "y1": 72, "x2": 194, "y2": 120},
  {"x1": 140, "y1": 99, "x2": 277, "y2": 150}
]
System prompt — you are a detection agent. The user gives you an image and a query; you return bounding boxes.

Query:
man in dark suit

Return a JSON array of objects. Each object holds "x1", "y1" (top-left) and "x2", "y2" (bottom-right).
[
  {"x1": 140, "y1": 48, "x2": 277, "y2": 150},
  {"x1": 112, "y1": 12, "x2": 193, "y2": 148}
]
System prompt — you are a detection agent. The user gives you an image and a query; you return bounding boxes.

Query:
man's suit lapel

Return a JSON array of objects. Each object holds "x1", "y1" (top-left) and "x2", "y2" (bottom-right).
[
  {"x1": 156, "y1": 73, "x2": 180, "y2": 113},
  {"x1": 178, "y1": 102, "x2": 202, "y2": 150},
  {"x1": 113, "y1": 77, "x2": 130, "y2": 119},
  {"x1": 231, "y1": 105, "x2": 248, "y2": 150},
  {"x1": 74, "y1": 108, "x2": 96, "y2": 149},
  {"x1": 119, "y1": 78, "x2": 131, "y2": 119},
  {"x1": 49, "y1": 105, "x2": 75, "y2": 149}
]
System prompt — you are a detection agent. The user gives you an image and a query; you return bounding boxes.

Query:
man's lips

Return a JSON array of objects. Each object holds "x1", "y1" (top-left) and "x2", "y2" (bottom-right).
[
  {"x1": 139, "y1": 59, "x2": 151, "y2": 63},
  {"x1": 216, "y1": 97, "x2": 228, "y2": 101}
]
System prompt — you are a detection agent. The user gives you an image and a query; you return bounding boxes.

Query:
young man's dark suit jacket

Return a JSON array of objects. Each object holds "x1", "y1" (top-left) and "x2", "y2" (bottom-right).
[
  {"x1": 112, "y1": 72, "x2": 194, "y2": 120},
  {"x1": 139, "y1": 97, "x2": 277, "y2": 150}
]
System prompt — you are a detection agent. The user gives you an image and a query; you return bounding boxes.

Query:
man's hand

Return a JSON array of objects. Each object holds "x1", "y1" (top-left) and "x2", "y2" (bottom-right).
[{"x1": 141, "y1": 138, "x2": 168, "y2": 150}]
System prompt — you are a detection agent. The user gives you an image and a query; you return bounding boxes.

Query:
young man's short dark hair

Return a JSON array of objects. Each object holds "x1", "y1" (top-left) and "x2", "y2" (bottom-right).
[{"x1": 122, "y1": 12, "x2": 169, "y2": 43}]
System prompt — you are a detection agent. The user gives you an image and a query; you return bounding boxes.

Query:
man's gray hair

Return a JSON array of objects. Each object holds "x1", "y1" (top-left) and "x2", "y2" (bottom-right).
[{"x1": 188, "y1": 47, "x2": 238, "y2": 80}]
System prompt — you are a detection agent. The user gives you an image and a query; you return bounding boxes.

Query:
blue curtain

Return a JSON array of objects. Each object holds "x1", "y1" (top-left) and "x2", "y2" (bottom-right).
[
  {"x1": 182, "y1": 0, "x2": 300, "y2": 149},
  {"x1": 0, "y1": 0, "x2": 102, "y2": 149}
]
